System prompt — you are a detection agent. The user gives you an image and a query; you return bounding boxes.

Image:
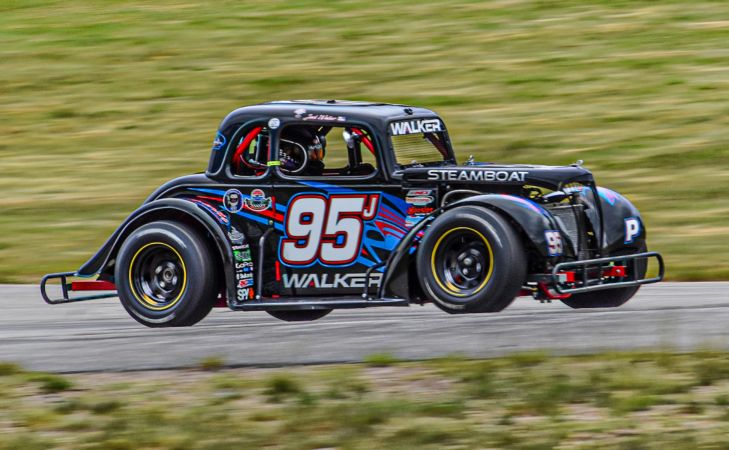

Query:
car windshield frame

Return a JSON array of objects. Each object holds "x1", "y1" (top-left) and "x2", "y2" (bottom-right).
[{"x1": 388, "y1": 117, "x2": 456, "y2": 169}]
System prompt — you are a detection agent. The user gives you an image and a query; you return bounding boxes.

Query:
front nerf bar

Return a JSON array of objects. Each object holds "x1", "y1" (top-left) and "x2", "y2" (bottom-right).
[
  {"x1": 551, "y1": 252, "x2": 664, "y2": 295},
  {"x1": 40, "y1": 272, "x2": 118, "y2": 305}
]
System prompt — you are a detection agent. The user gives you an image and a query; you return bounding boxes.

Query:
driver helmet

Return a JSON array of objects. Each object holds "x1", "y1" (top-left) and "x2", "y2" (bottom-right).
[{"x1": 279, "y1": 127, "x2": 325, "y2": 173}]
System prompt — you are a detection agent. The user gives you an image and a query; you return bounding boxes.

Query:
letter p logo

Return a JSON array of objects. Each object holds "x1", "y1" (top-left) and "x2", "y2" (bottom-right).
[{"x1": 624, "y1": 218, "x2": 641, "y2": 244}]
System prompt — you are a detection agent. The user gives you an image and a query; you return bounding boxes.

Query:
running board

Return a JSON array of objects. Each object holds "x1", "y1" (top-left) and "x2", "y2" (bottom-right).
[{"x1": 229, "y1": 296, "x2": 409, "y2": 311}]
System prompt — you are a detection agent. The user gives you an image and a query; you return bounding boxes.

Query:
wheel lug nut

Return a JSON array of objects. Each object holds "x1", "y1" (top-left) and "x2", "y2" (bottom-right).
[{"x1": 464, "y1": 258, "x2": 473, "y2": 266}]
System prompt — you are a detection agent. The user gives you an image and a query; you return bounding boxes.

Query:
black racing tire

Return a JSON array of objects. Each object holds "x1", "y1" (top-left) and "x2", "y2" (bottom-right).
[
  {"x1": 115, "y1": 220, "x2": 217, "y2": 327},
  {"x1": 416, "y1": 206, "x2": 527, "y2": 314},
  {"x1": 267, "y1": 309, "x2": 332, "y2": 322},
  {"x1": 561, "y1": 243, "x2": 647, "y2": 309}
]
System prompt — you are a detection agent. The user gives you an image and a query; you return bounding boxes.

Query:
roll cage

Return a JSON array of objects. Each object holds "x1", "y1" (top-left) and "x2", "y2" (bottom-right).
[
  {"x1": 229, "y1": 124, "x2": 381, "y2": 177},
  {"x1": 206, "y1": 101, "x2": 457, "y2": 182}
]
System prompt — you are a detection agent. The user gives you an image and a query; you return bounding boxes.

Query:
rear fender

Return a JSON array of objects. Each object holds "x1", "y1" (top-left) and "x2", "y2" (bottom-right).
[
  {"x1": 77, "y1": 198, "x2": 239, "y2": 303},
  {"x1": 379, "y1": 194, "x2": 564, "y2": 299}
]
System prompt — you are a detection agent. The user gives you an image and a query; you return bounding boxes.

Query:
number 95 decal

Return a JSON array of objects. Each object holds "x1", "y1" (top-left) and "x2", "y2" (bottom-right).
[
  {"x1": 280, "y1": 193, "x2": 380, "y2": 267},
  {"x1": 544, "y1": 230, "x2": 563, "y2": 256}
]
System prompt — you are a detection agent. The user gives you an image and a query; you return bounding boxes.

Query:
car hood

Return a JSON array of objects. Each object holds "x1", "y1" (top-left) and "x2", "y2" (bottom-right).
[{"x1": 402, "y1": 164, "x2": 594, "y2": 190}]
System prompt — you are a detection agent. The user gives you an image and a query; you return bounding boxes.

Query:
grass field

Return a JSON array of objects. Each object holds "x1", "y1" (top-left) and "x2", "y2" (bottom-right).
[
  {"x1": 1, "y1": 0, "x2": 728, "y2": 282},
  {"x1": 6, "y1": 352, "x2": 729, "y2": 448}
]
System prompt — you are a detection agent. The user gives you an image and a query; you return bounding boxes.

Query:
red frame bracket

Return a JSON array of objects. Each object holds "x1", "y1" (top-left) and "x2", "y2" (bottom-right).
[
  {"x1": 602, "y1": 265, "x2": 627, "y2": 278},
  {"x1": 70, "y1": 280, "x2": 116, "y2": 291}
]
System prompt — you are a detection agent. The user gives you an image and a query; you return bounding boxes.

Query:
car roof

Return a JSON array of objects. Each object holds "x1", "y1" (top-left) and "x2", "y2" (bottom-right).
[{"x1": 219, "y1": 100, "x2": 440, "y2": 129}]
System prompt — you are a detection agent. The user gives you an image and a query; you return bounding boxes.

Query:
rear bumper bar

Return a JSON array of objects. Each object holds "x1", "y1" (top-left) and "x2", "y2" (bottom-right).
[
  {"x1": 551, "y1": 251, "x2": 664, "y2": 295},
  {"x1": 40, "y1": 272, "x2": 118, "y2": 305}
]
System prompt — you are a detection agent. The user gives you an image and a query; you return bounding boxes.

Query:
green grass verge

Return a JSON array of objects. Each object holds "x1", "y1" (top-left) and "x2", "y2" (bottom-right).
[
  {"x1": 5, "y1": 352, "x2": 729, "y2": 448},
  {"x1": 1, "y1": 0, "x2": 728, "y2": 281}
]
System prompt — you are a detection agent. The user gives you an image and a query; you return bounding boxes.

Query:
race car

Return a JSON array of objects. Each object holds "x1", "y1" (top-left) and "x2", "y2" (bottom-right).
[{"x1": 41, "y1": 100, "x2": 664, "y2": 327}]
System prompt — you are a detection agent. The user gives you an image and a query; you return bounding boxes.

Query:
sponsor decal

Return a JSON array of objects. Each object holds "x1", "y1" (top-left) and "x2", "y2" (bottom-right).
[
  {"x1": 406, "y1": 194, "x2": 434, "y2": 227},
  {"x1": 234, "y1": 249, "x2": 252, "y2": 261},
  {"x1": 301, "y1": 113, "x2": 346, "y2": 122},
  {"x1": 624, "y1": 217, "x2": 641, "y2": 244},
  {"x1": 283, "y1": 272, "x2": 383, "y2": 289},
  {"x1": 407, "y1": 190, "x2": 433, "y2": 196},
  {"x1": 405, "y1": 189, "x2": 435, "y2": 207},
  {"x1": 228, "y1": 228, "x2": 253, "y2": 300},
  {"x1": 426, "y1": 169, "x2": 528, "y2": 183},
  {"x1": 223, "y1": 189, "x2": 243, "y2": 213},
  {"x1": 268, "y1": 118, "x2": 280, "y2": 129},
  {"x1": 228, "y1": 227, "x2": 246, "y2": 245},
  {"x1": 405, "y1": 195, "x2": 434, "y2": 206},
  {"x1": 212, "y1": 131, "x2": 226, "y2": 151},
  {"x1": 243, "y1": 188, "x2": 273, "y2": 212},
  {"x1": 293, "y1": 108, "x2": 307, "y2": 118},
  {"x1": 237, "y1": 288, "x2": 255, "y2": 301},
  {"x1": 238, "y1": 278, "x2": 254, "y2": 288},
  {"x1": 544, "y1": 230, "x2": 563, "y2": 256},
  {"x1": 390, "y1": 119, "x2": 442, "y2": 136},
  {"x1": 407, "y1": 206, "x2": 434, "y2": 216}
]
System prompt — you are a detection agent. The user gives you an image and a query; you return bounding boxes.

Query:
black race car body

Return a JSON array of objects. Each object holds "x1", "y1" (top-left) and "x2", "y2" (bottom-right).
[{"x1": 42, "y1": 100, "x2": 663, "y2": 326}]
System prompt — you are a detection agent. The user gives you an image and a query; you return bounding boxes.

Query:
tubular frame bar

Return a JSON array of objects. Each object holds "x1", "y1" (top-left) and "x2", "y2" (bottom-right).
[
  {"x1": 551, "y1": 252, "x2": 664, "y2": 294},
  {"x1": 41, "y1": 272, "x2": 118, "y2": 304}
]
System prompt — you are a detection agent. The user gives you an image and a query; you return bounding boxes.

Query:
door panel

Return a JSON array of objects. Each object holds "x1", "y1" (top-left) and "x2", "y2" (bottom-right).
[{"x1": 274, "y1": 180, "x2": 409, "y2": 296}]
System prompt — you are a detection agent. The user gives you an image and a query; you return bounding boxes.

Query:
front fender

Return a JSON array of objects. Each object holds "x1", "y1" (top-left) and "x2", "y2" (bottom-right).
[
  {"x1": 379, "y1": 194, "x2": 564, "y2": 299},
  {"x1": 451, "y1": 194, "x2": 567, "y2": 259},
  {"x1": 76, "y1": 198, "x2": 237, "y2": 301},
  {"x1": 588, "y1": 187, "x2": 646, "y2": 253}
]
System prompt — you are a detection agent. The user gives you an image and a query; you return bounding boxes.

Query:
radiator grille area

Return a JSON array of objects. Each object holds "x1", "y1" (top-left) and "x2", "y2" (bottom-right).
[{"x1": 546, "y1": 204, "x2": 588, "y2": 258}]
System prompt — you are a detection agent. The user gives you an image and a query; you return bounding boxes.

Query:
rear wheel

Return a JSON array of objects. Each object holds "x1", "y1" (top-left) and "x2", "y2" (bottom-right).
[
  {"x1": 115, "y1": 221, "x2": 217, "y2": 327},
  {"x1": 416, "y1": 207, "x2": 527, "y2": 313},
  {"x1": 561, "y1": 243, "x2": 647, "y2": 309},
  {"x1": 267, "y1": 310, "x2": 332, "y2": 322}
]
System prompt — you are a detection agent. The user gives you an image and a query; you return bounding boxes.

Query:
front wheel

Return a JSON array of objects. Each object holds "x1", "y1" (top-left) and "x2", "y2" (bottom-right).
[
  {"x1": 115, "y1": 220, "x2": 218, "y2": 327},
  {"x1": 416, "y1": 206, "x2": 527, "y2": 313}
]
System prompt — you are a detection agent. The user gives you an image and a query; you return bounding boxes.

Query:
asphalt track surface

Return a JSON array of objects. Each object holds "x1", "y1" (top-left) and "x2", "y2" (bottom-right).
[{"x1": 0, "y1": 283, "x2": 727, "y2": 373}]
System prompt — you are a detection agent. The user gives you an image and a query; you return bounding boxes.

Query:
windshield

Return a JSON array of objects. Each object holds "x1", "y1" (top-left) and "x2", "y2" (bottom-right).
[{"x1": 389, "y1": 118, "x2": 451, "y2": 167}]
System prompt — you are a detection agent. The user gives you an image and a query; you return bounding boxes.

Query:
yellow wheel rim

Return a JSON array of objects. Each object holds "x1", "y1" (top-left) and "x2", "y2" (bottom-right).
[
  {"x1": 430, "y1": 227, "x2": 494, "y2": 297},
  {"x1": 128, "y1": 242, "x2": 187, "y2": 311}
]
